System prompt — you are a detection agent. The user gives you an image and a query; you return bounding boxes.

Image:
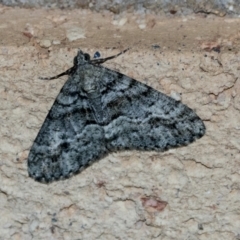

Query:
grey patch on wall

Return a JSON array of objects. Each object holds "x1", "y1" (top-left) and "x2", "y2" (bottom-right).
[{"x1": 0, "y1": 0, "x2": 235, "y2": 16}]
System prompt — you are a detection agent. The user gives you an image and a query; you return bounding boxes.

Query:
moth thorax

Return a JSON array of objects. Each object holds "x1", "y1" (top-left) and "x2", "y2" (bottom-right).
[{"x1": 82, "y1": 79, "x2": 99, "y2": 93}]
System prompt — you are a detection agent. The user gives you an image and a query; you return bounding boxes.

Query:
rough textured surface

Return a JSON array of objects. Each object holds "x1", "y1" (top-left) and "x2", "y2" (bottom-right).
[
  {"x1": 0, "y1": 0, "x2": 238, "y2": 16},
  {"x1": 1, "y1": 7, "x2": 240, "y2": 240}
]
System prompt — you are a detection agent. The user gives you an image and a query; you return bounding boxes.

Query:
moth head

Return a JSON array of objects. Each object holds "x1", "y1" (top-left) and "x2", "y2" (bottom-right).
[{"x1": 74, "y1": 50, "x2": 91, "y2": 65}]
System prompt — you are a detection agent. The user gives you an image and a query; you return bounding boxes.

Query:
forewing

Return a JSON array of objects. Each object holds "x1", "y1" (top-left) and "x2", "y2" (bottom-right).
[
  {"x1": 98, "y1": 67, "x2": 205, "y2": 151},
  {"x1": 28, "y1": 76, "x2": 107, "y2": 183}
]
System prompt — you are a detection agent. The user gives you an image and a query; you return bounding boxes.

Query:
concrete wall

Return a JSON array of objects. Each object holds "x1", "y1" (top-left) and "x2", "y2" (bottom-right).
[{"x1": 0, "y1": 6, "x2": 240, "y2": 240}]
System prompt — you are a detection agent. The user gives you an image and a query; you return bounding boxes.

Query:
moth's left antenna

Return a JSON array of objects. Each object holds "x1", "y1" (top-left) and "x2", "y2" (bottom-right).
[{"x1": 39, "y1": 67, "x2": 75, "y2": 80}]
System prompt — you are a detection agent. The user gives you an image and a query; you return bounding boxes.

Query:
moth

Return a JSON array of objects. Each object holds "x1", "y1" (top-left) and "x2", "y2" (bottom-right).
[{"x1": 28, "y1": 49, "x2": 205, "y2": 183}]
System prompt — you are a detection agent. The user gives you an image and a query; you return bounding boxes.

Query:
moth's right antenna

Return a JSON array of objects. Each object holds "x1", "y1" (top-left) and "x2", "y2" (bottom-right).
[{"x1": 90, "y1": 48, "x2": 130, "y2": 65}]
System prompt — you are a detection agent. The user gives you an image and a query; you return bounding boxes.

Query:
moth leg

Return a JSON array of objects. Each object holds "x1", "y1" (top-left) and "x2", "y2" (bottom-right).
[
  {"x1": 90, "y1": 48, "x2": 130, "y2": 65},
  {"x1": 39, "y1": 66, "x2": 75, "y2": 80}
]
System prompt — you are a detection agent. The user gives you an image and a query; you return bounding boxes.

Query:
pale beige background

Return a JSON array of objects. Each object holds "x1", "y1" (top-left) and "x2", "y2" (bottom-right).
[{"x1": 0, "y1": 6, "x2": 240, "y2": 240}]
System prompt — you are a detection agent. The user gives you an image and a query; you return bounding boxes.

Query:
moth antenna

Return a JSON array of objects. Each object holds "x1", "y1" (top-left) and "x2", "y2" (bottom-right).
[
  {"x1": 90, "y1": 48, "x2": 130, "y2": 65},
  {"x1": 39, "y1": 67, "x2": 75, "y2": 80}
]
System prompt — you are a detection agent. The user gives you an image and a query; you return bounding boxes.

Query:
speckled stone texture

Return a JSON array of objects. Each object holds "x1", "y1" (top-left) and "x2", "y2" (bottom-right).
[{"x1": 0, "y1": 7, "x2": 240, "y2": 240}]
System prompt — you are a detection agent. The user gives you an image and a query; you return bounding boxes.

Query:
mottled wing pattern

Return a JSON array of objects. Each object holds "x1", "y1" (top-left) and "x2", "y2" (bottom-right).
[
  {"x1": 28, "y1": 75, "x2": 107, "y2": 182},
  {"x1": 96, "y1": 66, "x2": 205, "y2": 151},
  {"x1": 28, "y1": 50, "x2": 205, "y2": 183}
]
